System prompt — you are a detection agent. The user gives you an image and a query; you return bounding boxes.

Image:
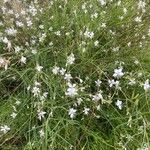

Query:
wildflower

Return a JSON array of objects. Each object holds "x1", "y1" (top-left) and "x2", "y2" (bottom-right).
[
  {"x1": 40, "y1": 92, "x2": 48, "y2": 101},
  {"x1": 92, "y1": 91, "x2": 103, "y2": 102},
  {"x1": 39, "y1": 129, "x2": 45, "y2": 138},
  {"x1": 116, "y1": 100, "x2": 123, "y2": 110},
  {"x1": 94, "y1": 40, "x2": 99, "y2": 47},
  {"x1": 11, "y1": 112, "x2": 17, "y2": 119},
  {"x1": 31, "y1": 49, "x2": 37, "y2": 54},
  {"x1": 101, "y1": 23, "x2": 106, "y2": 28},
  {"x1": 15, "y1": 46, "x2": 22, "y2": 53},
  {"x1": 123, "y1": 8, "x2": 127, "y2": 14},
  {"x1": 77, "y1": 98, "x2": 83, "y2": 105},
  {"x1": 36, "y1": 64, "x2": 43, "y2": 72},
  {"x1": 83, "y1": 107, "x2": 90, "y2": 115},
  {"x1": 39, "y1": 33, "x2": 46, "y2": 42},
  {"x1": 65, "y1": 83, "x2": 78, "y2": 97},
  {"x1": 52, "y1": 66, "x2": 60, "y2": 75},
  {"x1": 20, "y1": 56, "x2": 26, "y2": 64},
  {"x1": 68, "y1": 108, "x2": 77, "y2": 118},
  {"x1": 113, "y1": 68, "x2": 124, "y2": 78},
  {"x1": 99, "y1": 0, "x2": 106, "y2": 6},
  {"x1": 64, "y1": 73, "x2": 72, "y2": 81},
  {"x1": 32, "y1": 86, "x2": 40, "y2": 97},
  {"x1": 37, "y1": 110, "x2": 46, "y2": 121},
  {"x1": 108, "y1": 79, "x2": 116, "y2": 87},
  {"x1": 0, "y1": 57, "x2": 10, "y2": 70},
  {"x1": 144, "y1": 79, "x2": 150, "y2": 91},
  {"x1": 112, "y1": 47, "x2": 119, "y2": 52},
  {"x1": 60, "y1": 68, "x2": 66, "y2": 75},
  {"x1": 0, "y1": 125, "x2": 10, "y2": 134},
  {"x1": 138, "y1": 1, "x2": 146, "y2": 10},
  {"x1": 129, "y1": 78, "x2": 136, "y2": 85},
  {"x1": 135, "y1": 16, "x2": 142, "y2": 23},
  {"x1": 95, "y1": 79, "x2": 102, "y2": 87},
  {"x1": 5, "y1": 28, "x2": 17, "y2": 36},
  {"x1": 66, "y1": 53, "x2": 75, "y2": 66},
  {"x1": 16, "y1": 100, "x2": 21, "y2": 105},
  {"x1": 16, "y1": 21, "x2": 24, "y2": 27},
  {"x1": 84, "y1": 30, "x2": 94, "y2": 39}
]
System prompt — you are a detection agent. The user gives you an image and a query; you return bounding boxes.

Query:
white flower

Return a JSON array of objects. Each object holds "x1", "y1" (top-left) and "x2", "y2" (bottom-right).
[
  {"x1": 112, "y1": 47, "x2": 120, "y2": 52},
  {"x1": 0, "y1": 125, "x2": 10, "y2": 134},
  {"x1": 65, "y1": 83, "x2": 78, "y2": 97},
  {"x1": 95, "y1": 79, "x2": 102, "y2": 87},
  {"x1": 60, "y1": 68, "x2": 66, "y2": 75},
  {"x1": 129, "y1": 78, "x2": 136, "y2": 85},
  {"x1": 20, "y1": 56, "x2": 26, "y2": 64},
  {"x1": 36, "y1": 64, "x2": 43, "y2": 72},
  {"x1": 37, "y1": 110, "x2": 46, "y2": 121},
  {"x1": 3, "y1": 37, "x2": 9, "y2": 44},
  {"x1": 77, "y1": 98, "x2": 83, "y2": 105},
  {"x1": 123, "y1": 8, "x2": 127, "y2": 14},
  {"x1": 11, "y1": 112, "x2": 17, "y2": 119},
  {"x1": 0, "y1": 57, "x2": 10, "y2": 70},
  {"x1": 84, "y1": 30, "x2": 94, "y2": 39},
  {"x1": 138, "y1": 1, "x2": 146, "y2": 10},
  {"x1": 27, "y1": 20, "x2": 33, "y2": 27},
  {"x1": 99, "y1": 0, "x2": 106, "y2": 6},
  {"x1": 16, "y1": 100, "x2": 21, "y2": 105},
  {"x1": 32, "y1": 49, "x2": 37, "y2": 54},
  {"x1": 135, "y1": 16, "x2": 142, "y2": 23},
  {"x1": 32, "y1": 86, "x2": 40, "y2": 97},
  {"x1": 5, "y1": 28, "x2": 17, "y2": 36},
  {"x1": 39, "y1": 129, "x2": 45, "y2": 138},
  {"x1": 66, "y1": 53, "x2": 75, "y2": 65},
  {"x1": 83, "y1": 107, "x2": 90, "y2": 115},
  {"x1": 16, "y1": 21, "x2": 24, "y2": 27},
  {"x1": 116, "y1": 100, "x2": 123, "y2": 110},
  {"x1": 94, "y1": 40, "x2": 99, "y2": 47},
  {"x1": 101, "y1": 23, "x2": 106, "y2": 28},
  {"x1": 92, "y1": 91, "x2": 103, "y2": 102},
  {"x1": 52, "y1": 66, "x2": 60, "y2": 75},
  {"x1": 40, "y1": 92, "x2": 48, "y2": 101},
  {"x1": 113, "y1": 68, "x2": 124, "y2": 78},
  {"x1": 14, "y1": 46, "x2": 22, "y2": 53},
  {"x1": 108, "y1": 79, "x2": 116, "y2": 87},
  {"x1": 68, "y1": 108, "x2": 77, "y2": 118},
  {"x1": 64, "y1": 73, "x2": 72, "y2": 81},
  {"x1": 144, "y1": 79, "x2": 150, "y2": 91}
]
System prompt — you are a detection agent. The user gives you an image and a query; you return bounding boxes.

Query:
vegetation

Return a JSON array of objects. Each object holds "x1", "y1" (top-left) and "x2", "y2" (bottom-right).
[{"x1": 0, "y1": 0, "x2": 150, "y2": 149}]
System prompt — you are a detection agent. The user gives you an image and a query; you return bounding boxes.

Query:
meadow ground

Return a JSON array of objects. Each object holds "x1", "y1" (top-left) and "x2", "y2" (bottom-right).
[{"x1": 0, "y1": 0, "x2": 150, "y2": 149}]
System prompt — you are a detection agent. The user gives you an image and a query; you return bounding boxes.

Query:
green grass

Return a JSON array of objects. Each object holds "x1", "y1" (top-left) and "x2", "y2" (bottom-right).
[{"x1": 0, "y1": 0, "x2": 150, "y2": 149}]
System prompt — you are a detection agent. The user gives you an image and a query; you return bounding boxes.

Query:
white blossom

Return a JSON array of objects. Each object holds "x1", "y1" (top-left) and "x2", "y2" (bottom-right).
[
  {"x1": 113, "y1": 68, "x2": 124, "y2": 78},
  {"x1": 92, "y1": 91, "x2": 103, "y2": 102},
  {"x1": 52, "y1": 66, "x2": 60, "y2": 75},
  {"x1": 95, "y1": 79, "x2": 102, "y2": 87},
  {"x1": 68, "y1": 108, "x2": 77, "y2": 118},
  {"x1": 20, "y1": 56, "x2": 26, "y2": 64},
  {"x1": 0, "y1": 125, "x2": 10, "y2": 134},
  {"x1": 65, "y1": 83, "x2": 78, "y2": 97},
  {"x1": 144, "y1": 79, "x2": 150, "y2": 91},
  {"x1": 5, "y1": 28, "x2": 17, "y2": 36},
  {"x1": 99, "y1": 0, "x2": 106, "y2": 6},
  {"x1": 39, "y1": 129, "x2": 45, "y2": 138},
  {"x1": 36, "y1": 64, "x2": 43, "y2": 72},
  {"x1": 32, "y1": 86, "x2": 40, "y2": 97},
  {"x1": 11, "y1": 112, "x2": 17, "y2": 119},
  {"x1": 37, "y1": 110, "x2": 46, "y2": 120},
  {"x1": 83, "y1": 107, "x2": 90, "y2": 115},
  {"x1": 66, "y1": 53, "x2": 75, "y2": 65},
  {"x1": 116, "y1": 100, "x2": 123, "y2": 110}
]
